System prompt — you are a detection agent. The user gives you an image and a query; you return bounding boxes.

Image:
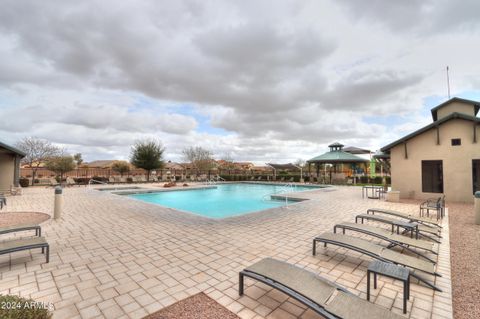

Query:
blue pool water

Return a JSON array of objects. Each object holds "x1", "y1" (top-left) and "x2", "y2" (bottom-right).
[{"x1": 127, "y1": 183, "x2": 320, "y2": 218}]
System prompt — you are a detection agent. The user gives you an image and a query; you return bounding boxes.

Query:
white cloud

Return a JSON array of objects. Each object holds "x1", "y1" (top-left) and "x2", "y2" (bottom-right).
[{"x1": 0, "y1": 0, "x2": 479, "y2": 164}]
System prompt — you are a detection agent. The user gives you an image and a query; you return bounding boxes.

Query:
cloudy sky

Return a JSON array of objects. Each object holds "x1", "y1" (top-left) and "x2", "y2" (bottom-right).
[{"x1": 1, "y1": 0, "x2": 479, "y2": 164}]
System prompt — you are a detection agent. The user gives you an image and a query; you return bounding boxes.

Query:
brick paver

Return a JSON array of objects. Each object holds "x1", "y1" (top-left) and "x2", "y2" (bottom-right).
[{"x1": 0, "y1": 184, "x2": 453, "y2": 318}]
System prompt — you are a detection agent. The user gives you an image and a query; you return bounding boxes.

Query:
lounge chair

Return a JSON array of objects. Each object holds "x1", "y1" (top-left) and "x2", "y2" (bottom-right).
[
  {"x1": 0, "y1": 224, "x2": 42, "y2": 237},
  {"x1": 367, "y1": 208, "x2": 442, "y2": 229},
  {"x1": 356, "y1": 214, "x2": 442, "y2": 242},
  {"x1": 239, "y1": 258, "x2": 405, "y2": 319},
  {"x1": 334, "y1": 222, "x2": 437, "y2": 263},
  {"x1": 355, "y1": 214, "x2": 419, "y2": 239},
  {"x1": 313, "y1": 232, "x2": 441, "y2": 291},
  {"x1": 66, "y1": 177, "x2": 77, "y2": 187},
  {"x1": 0, "y1": 237, "x2": 49, "y2": 263},
  {"x1": 49, "y1": 178, "x2": 59, "y2": 187}
]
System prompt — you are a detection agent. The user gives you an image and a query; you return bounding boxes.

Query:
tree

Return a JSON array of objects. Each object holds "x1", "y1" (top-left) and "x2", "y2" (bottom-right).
[
  {"x1": 182, "y1": 146, "x2": 214, "y2": 171},
  {"x1": 294, "y1": 159, "x2": 306, "y2": 168},
  {"x1": 45, "y1": 155, "x2": 76, "y2": 181},
  {"x1": 73, "y1": 153, "x2": 83, "y2": 167},
  {"x1": 15, "y1": 137, "x2": 60, "y2": 185},
  {"x1": 111, "y1": 161, "x2": 130, "y2": 176},
  {"x1": 219, "y1": 152, "x2": 236, "y2": 169},
  {"x1": 130, "y1": 139, "x2": 165, "y2": 181}
]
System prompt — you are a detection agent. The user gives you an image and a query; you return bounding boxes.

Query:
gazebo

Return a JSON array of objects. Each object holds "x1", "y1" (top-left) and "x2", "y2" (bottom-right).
[{"x1": 307, "y1": 142, "x2": 369, "y2": 183}]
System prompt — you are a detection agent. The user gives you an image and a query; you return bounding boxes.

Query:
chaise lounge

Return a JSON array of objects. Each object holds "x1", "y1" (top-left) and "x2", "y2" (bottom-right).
[
  {"x1": 0, "y1": 237, "x2": 49, "y2": 263},
  {"x1": 0, "y1": 223, "x2": 42, "y2": 237},
  {"x1": 313, "y1": 232, "x2": 442, "y2": 291},
  {"x1": 334, "y1": 222, "x2": 437, "y2": 263},
  {"x1": 239, "y1": 258, "x2": 405, "y2": 319},
  {"x1": 355, "y1": 213, "x2": 442, "y2": 242},
  {"x1": 367, "y1": 208, "x2": 442, "y2": 229}
]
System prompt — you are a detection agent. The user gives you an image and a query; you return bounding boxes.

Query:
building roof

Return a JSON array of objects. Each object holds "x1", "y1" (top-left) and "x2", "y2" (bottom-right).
[
  {"x1": 266, "y1": 163, "x2": 299, "y2": 170},
  {"x1": 431, "y1": 97, "x2": 480, "y2": 121},
  {"x1": 86, "y1": 160, "x2": 118, "y2": 168},
  {"x1": 381, "y1": 112, "x2": 480, "y2": 152},
  {"x1": 165, "y1": 161, "x2": 184, "y2": 170},
  {"x1": 0, "y1": 141, "x2": 26, "y2": 157},
  {"x1": 342, "y1": 146, "x2": 371, "y2": 154}
]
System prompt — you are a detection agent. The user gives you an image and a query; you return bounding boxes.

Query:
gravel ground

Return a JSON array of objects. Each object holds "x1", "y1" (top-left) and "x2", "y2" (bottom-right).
[
  {"x1": 448, "y1": 203, "x2": 480, "y2": 319},
  {"x1": 0, "y1": 211, "x2": 50, "y2": 227},
  {"x1": 143, "y1": 293, "x2": 239, "y2": 319}
]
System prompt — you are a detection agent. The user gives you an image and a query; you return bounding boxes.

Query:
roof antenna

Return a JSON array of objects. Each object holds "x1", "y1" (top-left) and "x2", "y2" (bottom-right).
[{"x1": 446, "y1": 66, "x2": 451, "y2": 99}]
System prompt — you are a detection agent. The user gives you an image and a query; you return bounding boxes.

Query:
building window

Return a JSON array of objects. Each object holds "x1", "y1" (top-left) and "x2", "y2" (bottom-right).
[
  {"x1": 451, "y1": 138, "x2": 461, "y2": 146},
  {"x1": 422, "y1": 160, "x2": 443, "y2": 193},
  {"x1": 473, "y1": 160, "x2": 480, "y2": 194}
]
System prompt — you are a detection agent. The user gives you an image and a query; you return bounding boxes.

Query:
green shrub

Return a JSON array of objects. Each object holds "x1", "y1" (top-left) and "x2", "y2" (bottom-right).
[
  {"x1": 127, "y1": 177, "x2": 133, "y2": 183},
  {"x1": 0, "y1": 295, "x2": 52, "y2": 319},
  {"x1": 19, "y1": 178, "x2": 29, "y2": 188},
  {"x1": 359, "y1": 176, "x2": 369, "y2": 184}
]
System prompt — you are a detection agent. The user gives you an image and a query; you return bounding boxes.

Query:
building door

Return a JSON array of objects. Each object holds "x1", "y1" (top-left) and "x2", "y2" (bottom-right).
[
  {"x1": 473, "y1": 160, "x2": 480, "y2": 194},
  {"x1": 422, "y1": 160, "x2": 443, "y2": 193}
]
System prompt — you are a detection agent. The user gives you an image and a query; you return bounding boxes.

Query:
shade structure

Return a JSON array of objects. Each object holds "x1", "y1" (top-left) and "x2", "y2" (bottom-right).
[
  {"x1": 307, "y1": 143, "x2": 369, "y2": 164},
  {"x1": 307, "y1": 143, "x2": 369, "y2": 184},
  {"x1": 266, "y1": 163, "x2": 300, "y2": 170},
  {"x1": 373, "y1": 150, "x2": 390, "y2": 160},
  {"x1": 342, "y1": 146, "x2": 371, "y2": 155}
]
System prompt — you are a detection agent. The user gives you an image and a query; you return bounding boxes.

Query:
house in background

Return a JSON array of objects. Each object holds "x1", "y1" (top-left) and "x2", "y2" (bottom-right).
[
  {"x1": 0, "y1": 141, "x2": 26, "y2": 191},
  {"x1": 381, "y1": 97, "x2": 480, "y2": 203}
]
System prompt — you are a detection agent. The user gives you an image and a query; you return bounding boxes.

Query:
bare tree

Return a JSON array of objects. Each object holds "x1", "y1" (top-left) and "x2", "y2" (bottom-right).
[
  {"x1": 15, "y1": 137, "x2": 60, "y2": 185},
  {"x1": 294, "y1": 159, "x2": 306, "y2": 168},
  {"x1": 182, "y1": 146, "x2": 214, "y2": 171},
  {"x1": 220, "y1": 151, "x2": 236, "y2": 169}
]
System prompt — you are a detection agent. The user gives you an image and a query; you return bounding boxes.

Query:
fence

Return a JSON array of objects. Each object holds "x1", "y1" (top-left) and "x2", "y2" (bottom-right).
[{"x1": 20, "y1": 167, "x2": 389, "y2": 185}]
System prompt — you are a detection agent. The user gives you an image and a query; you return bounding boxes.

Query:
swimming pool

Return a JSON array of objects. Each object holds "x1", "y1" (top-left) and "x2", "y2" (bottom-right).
[{"x1": 127, "y1": 183, "x2": 320, "y2": 218}]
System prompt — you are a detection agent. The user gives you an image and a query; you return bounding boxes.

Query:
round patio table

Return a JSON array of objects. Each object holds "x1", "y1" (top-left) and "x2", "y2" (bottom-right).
[{"x1": 362, "y1": 185, "x2": 384, "y2": 199}]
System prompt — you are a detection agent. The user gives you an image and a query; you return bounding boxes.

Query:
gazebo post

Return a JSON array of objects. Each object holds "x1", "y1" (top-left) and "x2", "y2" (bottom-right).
[
  {"x1": 316, "y1": 163, "x2": 320, "y2": 183},
  {"x1": 308, "y1": 163, "x2": 311, "y2": 182}
]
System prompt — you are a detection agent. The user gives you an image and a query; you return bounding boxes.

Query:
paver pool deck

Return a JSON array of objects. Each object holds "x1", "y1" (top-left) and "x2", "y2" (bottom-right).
[{"x1": 0, "y1": 185, "x2": 453, "y2": 319}]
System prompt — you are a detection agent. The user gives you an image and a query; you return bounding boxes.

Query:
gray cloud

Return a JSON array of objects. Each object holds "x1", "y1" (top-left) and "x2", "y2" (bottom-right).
[
  {"x1": 0, "y1": 0, "x2": 479, "y2": 162},
  {"x1": 336, "y1": 0, "x2": 480, "y2": 34}
]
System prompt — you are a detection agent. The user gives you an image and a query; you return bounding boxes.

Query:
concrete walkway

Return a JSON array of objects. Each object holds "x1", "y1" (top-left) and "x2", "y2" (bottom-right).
[{"x1": 0, "y1": 185, "x2": 452, "y2": 319}]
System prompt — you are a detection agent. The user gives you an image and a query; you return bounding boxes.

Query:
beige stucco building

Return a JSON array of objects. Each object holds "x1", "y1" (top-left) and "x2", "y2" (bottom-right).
[
  {"x1": 382, "y1": 97, "x2": 480, "y2": 203},
  {"x1": 0, "y1": 141, "x2": 25, "y2": 192}
]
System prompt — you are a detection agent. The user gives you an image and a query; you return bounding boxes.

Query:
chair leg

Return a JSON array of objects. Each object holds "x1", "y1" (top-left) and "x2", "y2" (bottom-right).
[
  {"x1": 239, "y1": 273, "x2": 244, "y2": 295},
  {"x1": 46, "y1": 245, "x2": 50, "y2": 263}
]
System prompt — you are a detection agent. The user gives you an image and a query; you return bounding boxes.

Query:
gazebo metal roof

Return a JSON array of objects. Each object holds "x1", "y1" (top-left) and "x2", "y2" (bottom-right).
[
  {"x1": 307, "y1": 142, "x2": 369, "y2": 164},
  {"x1": 342, "y1": 146, "x2": 371, "y2": 155},
  {"x1": 266, "y1": 163, "x2": 299, "y2": 170}
]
